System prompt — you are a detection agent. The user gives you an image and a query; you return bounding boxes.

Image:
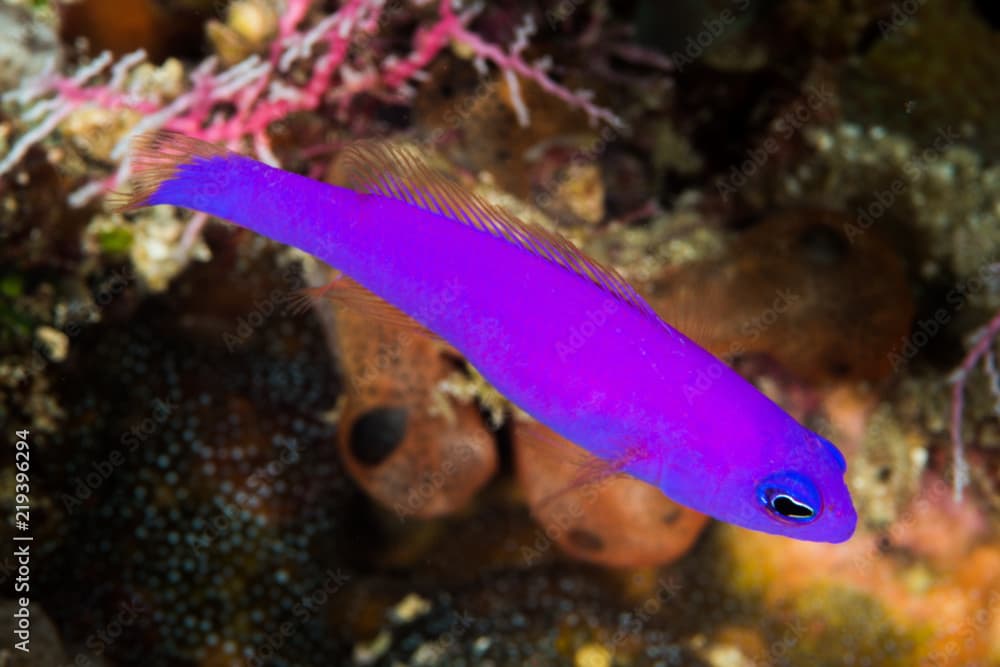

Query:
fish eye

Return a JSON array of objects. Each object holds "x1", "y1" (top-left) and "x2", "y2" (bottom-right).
[
  {"x1": 768, "y1": 493, "x2": 816, "y2": 520},
  {"x1": 756, "y1": 472, "x2": 821, "y2": 525}
]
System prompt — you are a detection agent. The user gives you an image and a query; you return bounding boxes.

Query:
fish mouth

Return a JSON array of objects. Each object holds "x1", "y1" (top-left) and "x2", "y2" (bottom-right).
[
  {"x1": 755, "y1": 506, "x2": 857, "y2": 542},
  {"x1": 821, "y1": 497, "x2": 858, "y2": 543},
  {"x1": 826, "y1": 519, "x2": 858, "y2": 543},
  {"x1": 790, "y1": 513, "x2": 858, "y2": 543}
]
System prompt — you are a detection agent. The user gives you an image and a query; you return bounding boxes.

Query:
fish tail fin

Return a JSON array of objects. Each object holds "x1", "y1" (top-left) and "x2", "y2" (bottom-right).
[
  {"x1": 109, "y1": 131, "x2": 234, "y2": 212},
  {"x1": 112, "y1": 131, "x2": 359, "y2": 257}
]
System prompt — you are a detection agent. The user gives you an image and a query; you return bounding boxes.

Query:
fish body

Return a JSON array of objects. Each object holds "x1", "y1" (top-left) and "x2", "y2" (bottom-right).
[{"x1": 123, "y1": 132, "x2": 857, "y2": 542}]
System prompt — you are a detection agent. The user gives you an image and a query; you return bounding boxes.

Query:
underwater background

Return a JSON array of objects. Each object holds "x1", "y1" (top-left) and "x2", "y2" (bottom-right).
[{"x1": 2, "y1": 0, "x2": 1000, "y2": 665}]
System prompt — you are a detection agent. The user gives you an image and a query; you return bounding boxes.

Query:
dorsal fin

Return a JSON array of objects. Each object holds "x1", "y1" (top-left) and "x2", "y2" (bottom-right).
[{"x1": 339, "y1": 141, "x2": 662, "y2": 323}]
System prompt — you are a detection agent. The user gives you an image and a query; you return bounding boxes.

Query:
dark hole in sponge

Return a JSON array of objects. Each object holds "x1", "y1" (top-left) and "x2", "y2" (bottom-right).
[
  {"x1": 567, "y1": 528, "x2": 605, "y2": 552},
  {"x1": 973, "y1": 0, "x2": 1000, "y2": 29},
  {"x1": 797, "y1": 223, "x2": 849, "y2": 266},
  {"x1": 827, "y1": 359, "x2": 852, "y2": 378},
  {"x1": 662, "y1": 507, "x2": 682, "y2": 525},
  {"x1": 349, "y1": 406, "x2": 409, "y2": 466}
]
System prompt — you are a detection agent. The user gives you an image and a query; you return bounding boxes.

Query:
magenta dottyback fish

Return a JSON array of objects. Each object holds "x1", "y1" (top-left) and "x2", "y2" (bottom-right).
[{"x1": 119, "y1": 131, "x2": 857, "y2": 542}]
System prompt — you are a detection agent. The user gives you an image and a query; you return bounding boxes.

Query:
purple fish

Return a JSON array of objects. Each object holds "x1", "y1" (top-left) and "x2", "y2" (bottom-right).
[{"x1": 119, "y1": 131, "x2": 857, "y2": 542}]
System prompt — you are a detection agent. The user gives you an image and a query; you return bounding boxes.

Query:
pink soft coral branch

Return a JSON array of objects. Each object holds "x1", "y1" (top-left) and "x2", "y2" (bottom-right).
[
  {"x1": 949, "y1": 307, "x2": 1000, "y2": 502},
  {"x1": 441, "y1": 11, "x2": 624, "y2": 129},
  {"x1": 1, "y1": 0, "x2": 623, "y2": 206}
]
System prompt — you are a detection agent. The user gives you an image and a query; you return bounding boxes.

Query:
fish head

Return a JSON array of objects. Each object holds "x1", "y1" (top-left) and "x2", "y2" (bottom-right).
[
  {"x1": 643, "y1": 422, "x2": 856, "y2": 543},
  {"x1": 733, "y1": 430, "x2": 857, "y2": 542}
]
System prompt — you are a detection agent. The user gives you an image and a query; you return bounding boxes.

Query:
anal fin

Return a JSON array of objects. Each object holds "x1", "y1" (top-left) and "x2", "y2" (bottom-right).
[
  {"x1": 516, "y1": 421, "x2": 648, "y2": 511},
  {"x1": 291, "y1": 271, "x2": 442, "y2": 342}
]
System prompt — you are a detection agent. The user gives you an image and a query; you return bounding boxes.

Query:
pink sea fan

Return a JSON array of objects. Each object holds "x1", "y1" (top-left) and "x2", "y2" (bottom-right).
[{"x1": 0, "y1": 0, "x2": 623, "y2": 209}]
